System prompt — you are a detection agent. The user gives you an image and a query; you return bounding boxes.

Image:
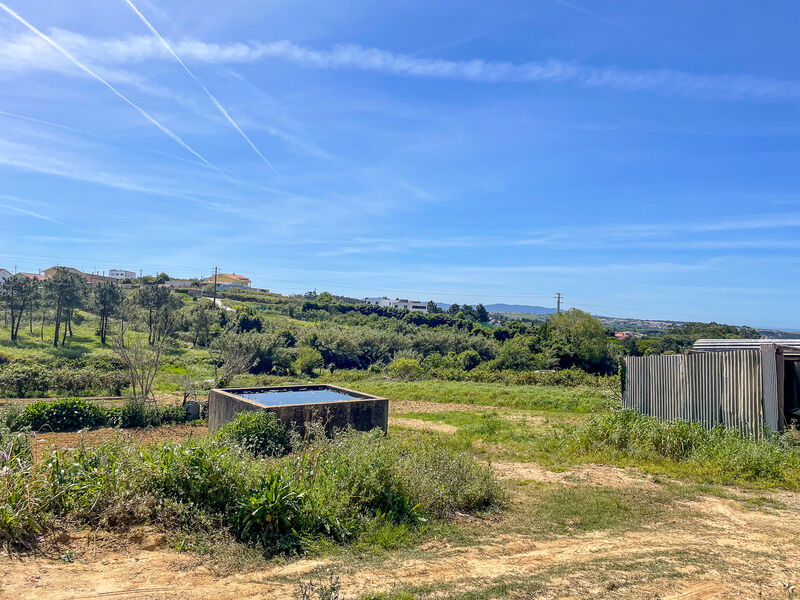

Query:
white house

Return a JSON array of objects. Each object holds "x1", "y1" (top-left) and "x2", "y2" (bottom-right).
[
  {"x1": 109, "y1": 269, "x2": 136, "y2": 280},
  {"x1": 364, "y1": 296, "x2": 395, "y2": 308},
  {"x1": 0, "y1": 268, "x2": 11, "y2": 283},
  {"x1": 364, "y1": 296, "x2": 427, "y2": 312}
]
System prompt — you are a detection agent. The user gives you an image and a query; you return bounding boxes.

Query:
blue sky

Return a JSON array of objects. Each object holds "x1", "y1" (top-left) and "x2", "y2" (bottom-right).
[{"x1": 1, "y1": 1, "x2": 799, "y2": 328}]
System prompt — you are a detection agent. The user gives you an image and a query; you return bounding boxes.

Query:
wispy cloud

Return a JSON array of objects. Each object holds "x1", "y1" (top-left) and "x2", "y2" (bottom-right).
[
  {"x1": 1, "y1": 30, "x2": 799, "y2": 102},
  {"x1": 551, "y1": 0, "x2": 656, "y2": 40},
  {"x1": 0, "y1": 193, "x2": 66, "y2": 225},
  {"x1": 121, "y1": 0, "x2": 278, "y2": 174},
  {"x1": 0, "y1": 2, "x2": 215, "y2": 167}
]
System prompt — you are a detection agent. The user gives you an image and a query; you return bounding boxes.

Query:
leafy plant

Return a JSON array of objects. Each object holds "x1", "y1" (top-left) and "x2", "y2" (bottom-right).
[
  {"x1": 387, "y1": 358, "x2": 423, "y2": 381},
  {"x1": 216, "y1": 411, "x2": 292, "y2": 458},
  {"x1": 293, "y1": 347, "x2": 324, "y2": 376},
  {"x1": 233, "y1": 471, "x2": 306, "y2": 552},
  {"x1": 22, "y1": 398, "x2": 105, "y2": 432}
]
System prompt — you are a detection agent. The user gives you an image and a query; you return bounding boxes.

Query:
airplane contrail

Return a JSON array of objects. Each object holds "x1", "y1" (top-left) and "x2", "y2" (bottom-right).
[
  {"x1": 122, "y1": 0, "x2": 279, "y2": 175},
  {"x1": 0, "y1": 1, "x2": 214, "y2": 167}
]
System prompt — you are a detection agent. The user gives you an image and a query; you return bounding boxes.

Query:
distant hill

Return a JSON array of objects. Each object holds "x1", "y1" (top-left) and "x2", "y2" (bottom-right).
[
  {"x1": 485, "y1": 303, "x2": 556, "y2": 315},
  {"x1": 437, "y1": 303, "x2": 556, "y2": 314}
]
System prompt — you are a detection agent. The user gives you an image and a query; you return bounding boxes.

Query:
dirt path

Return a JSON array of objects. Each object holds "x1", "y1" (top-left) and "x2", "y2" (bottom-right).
[
  {"x1": 5, "y1": 412, "x2": 800, "y2": 599},
  {"x1": 389, "y1": 399, "x2": 496, "y2": 414},
  {"x1": 389, "y1": 417, "x2": 459, "y2": 434},
  {"x1": 3, "y1": 459, "x2": 799, "y2": 600}
]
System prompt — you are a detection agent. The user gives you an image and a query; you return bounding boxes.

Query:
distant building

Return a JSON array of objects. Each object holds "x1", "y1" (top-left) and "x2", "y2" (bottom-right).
[
  {"x1": 43, "y1": 265, "x2": 82, "y2": 279},
  {"x1": 364, "y1": 296, "x2": 395, "y2": 308},
  {"x1": 201, "y1": 272, "x2": 252, "y2": 289},
  {"x1": 43, "y1": 266, "x2": 115, "y2": 285},
  {"x1": 364, "y1": 296, "x2": 427, "y2": 313},
  {"x1": 109, "y1": 269, "x2": 136, "y2": 280},
  {"x1": 18, "y1": 272, "x2": 45, "y2": 281},
  {"x1": 0, "y1": 268, "x2": 11, "y2": 283}
]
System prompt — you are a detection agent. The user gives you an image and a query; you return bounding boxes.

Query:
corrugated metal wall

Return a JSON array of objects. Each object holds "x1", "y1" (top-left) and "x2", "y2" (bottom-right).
[{"x1": 623, "y1": 350, "x2": 765, "y2": 437}]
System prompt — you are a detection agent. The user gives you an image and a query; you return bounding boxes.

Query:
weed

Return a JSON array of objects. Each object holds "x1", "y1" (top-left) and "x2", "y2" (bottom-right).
[
  {"x1": 216, "y1": 410, "x2": 292, "y2": 457},
  {"x1": 299, "y1": 573, "x2": 342, "y2": 600}
]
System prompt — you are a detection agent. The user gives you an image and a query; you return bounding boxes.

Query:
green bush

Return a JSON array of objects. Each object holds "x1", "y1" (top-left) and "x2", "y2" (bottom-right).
[
  {"x1": 293, "y1": 347, "x2": 324, "y2": 376},
  {"x1": 387, "y1": 358, "x2": 423, "y2": 381},
  {"x1": 107, "y1": 400, "x2": 186, "y2": 429},
  {"x1": 22, "y1": 398, "x2": 105, "y2": 432},
  {"x1": 232, "y1": 471, "x2": 307, "y2": 552},
  {"x1": 0, "y1": 414, "x2": 502, "y2": 554},
  {"x1": 0, "y1": 364, "x2": 50, "y2": 398},
  {"x1": 2, "y1": 398, "x2": 188, "y2": 433},
  {"x1": 458, "y1": 349, "x2": 481, "y2": 371},
  {"x1": 216, "y1": 411, "x2": 292, "y2": 458}
]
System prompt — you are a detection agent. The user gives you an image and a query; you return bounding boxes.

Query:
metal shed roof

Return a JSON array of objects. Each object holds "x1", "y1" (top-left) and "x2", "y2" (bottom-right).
[{"x1": 693, "y1": 339, "x2": 800, "y2": 358}]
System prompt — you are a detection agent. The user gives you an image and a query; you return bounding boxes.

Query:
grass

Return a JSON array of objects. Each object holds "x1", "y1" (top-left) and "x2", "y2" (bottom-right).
[
  {"x1": 510, "y1": 482, "x2": 677, "y2": 537},
  {"x1": 393, "y1": 407, "x2": 800, "y2": 491},
  {"x1": 343, "y1": 379, "x2": 615, "y2": 413},
  {"x1": 0, "y1": 417, "x2": 502, "y2": 555},
  {"x1": 0, "y1": 312, "x2": 114, "y2": 361}
]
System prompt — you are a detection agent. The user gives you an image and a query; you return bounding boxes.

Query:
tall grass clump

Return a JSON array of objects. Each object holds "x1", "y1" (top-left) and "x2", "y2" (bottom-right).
[
  {"x1": 0, "y1": 427, "x2": 45, "y2": 549},
  {"x1": 579, "y1": 409, "x2": 800, "y2": 488},
  {"x1": 0, "y1": 415, "x2": 502, "y2": 554}
]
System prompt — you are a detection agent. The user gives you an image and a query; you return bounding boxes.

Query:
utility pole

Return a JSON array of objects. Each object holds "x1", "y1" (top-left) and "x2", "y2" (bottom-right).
[
  {"x1": 555, "y1": 292, "x2": 562, "y2": 315},
  {"x1": 212, "y1": 266, "x2": 218, "y2": 309}
]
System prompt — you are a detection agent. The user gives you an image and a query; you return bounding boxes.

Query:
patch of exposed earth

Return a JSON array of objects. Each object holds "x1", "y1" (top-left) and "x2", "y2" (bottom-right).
[
  {"x1": 4, "y1": 457, "x2": 799, "y2": 600},
  {"x1": 30, "y1": 423, "x2": 209, "y2": 461},
  {"x1": 389, "y1": 399, "x2": 497, "y2": 414}
]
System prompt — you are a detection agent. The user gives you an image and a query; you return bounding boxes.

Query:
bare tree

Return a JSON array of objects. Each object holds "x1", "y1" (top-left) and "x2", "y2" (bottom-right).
[
  {"x1": 209, "y1": 331, "x2": 261, "y2": 387},
  {"x1": 178, "y1": 372, "x2": 203, "y2": 405},
  {"x1": 113, "y1": 317, "x2": 175, "y2": 399}
]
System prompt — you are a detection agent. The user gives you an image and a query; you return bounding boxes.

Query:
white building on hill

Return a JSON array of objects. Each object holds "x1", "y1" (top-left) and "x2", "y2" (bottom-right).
[
  {"x1": 109, "y1": 269, "x2": 136, "y2": 280},
  {"x1": 364, "y1": 296, "x2": 427, "y2": 312}
]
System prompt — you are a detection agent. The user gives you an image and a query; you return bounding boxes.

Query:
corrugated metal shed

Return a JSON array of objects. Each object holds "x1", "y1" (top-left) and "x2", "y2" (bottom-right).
[
  {"x1": 694, "y1": 339, "x2": 800, "y2": 357},
  {"x1": 624, "y1": 350, "x2": 764, "y2": 437}
]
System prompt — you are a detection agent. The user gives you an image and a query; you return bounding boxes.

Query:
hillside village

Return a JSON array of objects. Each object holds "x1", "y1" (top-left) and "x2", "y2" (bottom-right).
[{"x1": 0, "y1": 265, "x2": 254, "y2": 291}]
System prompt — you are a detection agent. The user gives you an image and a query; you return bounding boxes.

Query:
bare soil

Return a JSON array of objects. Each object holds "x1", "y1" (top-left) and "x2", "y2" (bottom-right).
[
  {"x1": 3, "y1": 457, "x2": 799, "y2": 600},
  {"x1": 389, "y1": 399, "x2": 495, "y2": 414},
  {"x1": 31, "y1": 423, "x2": 209, "y2": 461},
  {"x1": 5, "y1": 410, "x2": 800, "y2": 599}
]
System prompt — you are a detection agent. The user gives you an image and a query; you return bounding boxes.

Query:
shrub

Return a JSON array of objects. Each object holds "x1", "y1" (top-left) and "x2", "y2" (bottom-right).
[
  {"x1": 107, "y1": 399, "x2": 186, "y2": 429},
  {"x1": 0, "y1": 364, "x2": 50, "y2": 398},
  {"x1": 216, "y1": 411, "x2": 292, "y2": 458},
  {"x1": 232, "y1": 471, "x2": 307, "y2": 552},
  {"x1": 22, "y1": 398, "x2": 105, "y2": 432},
  {"x1": 293, "y1": 347, "x2": 324, "y2": 376},
  {"x1": 0, "y1": 420, "x2": 502, "y2": 555},
  {"x1": 458, "y1": 349, "x2": 481, "y2": 371},
  {"x1": 496, "y1": 336, "x2": 547, "y2": 371},
  {"x1": 387, "y1": 358, "x2": 423, "y2": 381},
  {"x1": 141, "y1": 438, "x2": 255, "y2": 514}
]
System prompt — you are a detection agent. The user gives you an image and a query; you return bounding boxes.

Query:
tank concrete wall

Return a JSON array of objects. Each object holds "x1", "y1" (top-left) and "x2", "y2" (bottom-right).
[{"x1": 208, "y1": 384, "x2": 388, "y2": 435}]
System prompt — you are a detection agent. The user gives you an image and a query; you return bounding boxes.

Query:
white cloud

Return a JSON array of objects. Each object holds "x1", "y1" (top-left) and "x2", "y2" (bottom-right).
[{"x1": 0, "y1": 30, "x2": 799, "y2": 102}]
